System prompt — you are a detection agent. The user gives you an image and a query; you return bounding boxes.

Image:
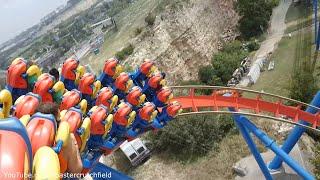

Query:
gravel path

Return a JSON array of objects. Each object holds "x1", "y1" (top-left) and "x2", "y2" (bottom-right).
[{"x1": 239, "y1": 0, "x2": 292, "y2": 87}]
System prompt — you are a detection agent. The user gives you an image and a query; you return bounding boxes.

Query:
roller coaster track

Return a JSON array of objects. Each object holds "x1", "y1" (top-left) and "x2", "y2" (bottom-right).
[{"x1": 170, "y1": 85, "x2": 320, "y2": 133}]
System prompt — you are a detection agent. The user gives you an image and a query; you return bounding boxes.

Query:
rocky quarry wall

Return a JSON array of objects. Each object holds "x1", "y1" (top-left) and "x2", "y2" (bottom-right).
[{"x1": 125, "y1": 0, "x2": 239, "y2": 84}]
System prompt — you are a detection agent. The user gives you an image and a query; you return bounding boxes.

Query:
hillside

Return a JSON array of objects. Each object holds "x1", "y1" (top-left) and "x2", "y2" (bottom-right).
[
  {"x1": 37, "y1": 0, "x2": 99, "y2": 37},
  {"x1": 86, "y1": 0, "x2": 238, "y2": 84}
]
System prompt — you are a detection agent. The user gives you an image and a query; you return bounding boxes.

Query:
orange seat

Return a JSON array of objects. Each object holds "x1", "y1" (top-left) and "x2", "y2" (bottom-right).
[
  {"x1": 0, "y1": 118, "x2": 32, "y2": 180},
  {"x1": 61, "y1": 58, "x2": 78, "y2": 80},
  {"x1": 26, "y1": 113, "x2": 57, "y2": 156},
  {"x1": 102, "y1": 58, "x2": 119, "y2": 77},
  {"x1": 78, "y1": 73, "x2": 95, "y2": 95},
  {"x1": 33, "y1": 74, "x2": 55, "y2": 103},
  {"x1": 90, "y1": 106, "x2": 108, "y2": 135},
  {"x1": 14, "y1": 93, "x2": 41, "y2": 118},
  {"x1": 96, "y1": 87, "x2": 114, "y2": 107},
  {"x1": 60, "y1": 89, "x2": 81, "y2": 111},
  {"x1": 61, "y1": 108, "x2": 83, "y2": 147},
  {"x1": 6, "y1": 58, "x2": 28, "y2": 89}
]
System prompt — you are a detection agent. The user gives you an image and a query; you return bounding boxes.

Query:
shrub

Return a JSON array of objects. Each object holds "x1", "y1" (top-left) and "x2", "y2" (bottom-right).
[
  {"x1": 196, "y1": 41, "x2": 248, "y2": 86},
  {"x1": 288, "y1": 71, "x2": 318, "y2": 103},
  {"x1": 198, "y1": 65, "x2": 215, "y2": 85},
  {"x1": 210, "y1": 41, "x2": 248, "y2": 85},
  {"x1": 148, "y1": 114, "x2": 236, "y2": 161},
  {"x1": 222, "y1": 40, "x2": 244, "y2": 53},
  {"x1": 246, "y1": 40, "x2": 260, "y2": 52},
  {"x1": 270, "y1": 0, "x2": 280, "y2": 8},
  {"x1": 115, "y1": 44, "x2": 134, "y2": 61},
  {"x1": 134, "y1": 27, "x2": 143, "y2": 36},
  {"x1": 145, "y1": 12, "x2": 156, "y2": 26}
]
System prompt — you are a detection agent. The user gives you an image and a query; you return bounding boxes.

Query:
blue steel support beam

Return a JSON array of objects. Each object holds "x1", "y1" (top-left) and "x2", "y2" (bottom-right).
[
  {"x1": 230, "y1": 111, "x2": 273, "y2": 180},
  {"x1": 315, "y1": 0, "x2": 318, "y2": 43},
  {"x1": 269, "y1": 91, "x2": 320, "y2": 170},
  {"x1": 239, "y1": 116, "x2": 315, "y2": 180},
  {"x1": 314, "y1": 0, "x2": 320, "y2": 50},
  {"x1": 317, "y1": 16, "x2": 320, "y2": 50}
]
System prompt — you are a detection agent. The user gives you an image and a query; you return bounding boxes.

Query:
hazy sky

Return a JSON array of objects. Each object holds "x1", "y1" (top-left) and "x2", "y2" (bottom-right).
[{"x1": 0, "y1": 0, "x2": 68, "y2": 44}]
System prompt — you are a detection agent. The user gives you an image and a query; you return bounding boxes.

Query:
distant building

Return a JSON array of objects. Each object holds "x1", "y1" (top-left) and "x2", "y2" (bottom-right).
[
  {"x1": 35, "y1": 50, "x2": 60, "y2": 69},
  {"x1": 91, "y1": 17, "x2": 115, "y2": 35},
  {"x1": 90, "y1": 18, "x2": 113, "y2": 29}
]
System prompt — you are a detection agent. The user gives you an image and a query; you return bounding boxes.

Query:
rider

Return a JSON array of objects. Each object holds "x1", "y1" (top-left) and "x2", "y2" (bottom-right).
[
  {"x1": 36, "y1": 102, "x2": 83, "y2": 173},
  {"x1": 6, "y1": 58, "x2": 39, "y2": 101},
  {"x1": 49, "y1": 68, "x2": 60, "y2": 82}
]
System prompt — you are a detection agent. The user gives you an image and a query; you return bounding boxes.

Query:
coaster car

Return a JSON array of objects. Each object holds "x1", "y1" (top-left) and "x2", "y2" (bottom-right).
[
  {"x1": 95, "y1": 87, "x2": 118, "y2": 111},
  {"x1": 25, "y1": 113, "x2": 57, "y2": 156},
  {"x1": 6, "y1": 58, "x2": 41, "y2": 101},
  {"x1": 0, "y1": 117, "x2": 63, "y2": 180},
  {"x1": 142, "y1": 72, "x2": 166, "y2": 101},
  {"x1": 130, "y1": 59, "x2": 157, "y2": 88},
  {"x1": 60, "y1": 89, "x2": 87, "y2": 113},
  {"x1": 0, "y1": 117, "x2": 32, "y2": 180},
  {"x1": 33, "y1": 73, "x2": 65, "y2": 103},
  {"x1": 25, "y1": 112, "x2": 70, "y2": 178},
  {"x1": 13, "y1": 92, "x2": 41, "y2": 119},
  {"x1": 152, "y1": 101, "x2": 182, "y2": 129},
  {"x1": 60, "y1": 107, "x2": 91, "y2": 152},
  {"x1": 113, "y1": 72, "x2": 133, "y2": 100},
  {"x1": 60, "y1": 58, "x2": 85, "y2": 91},
  {"x1": 127, "y1": 102, "x2": 158, "y2": 139},
  {"x1": 152, "y1": 86, "x2": 173, "y2": 107},
  {"x1": 86, "y1": 105, "x2": 113, "y2": 152},
  {"x1": 98, "y1": 58, "x2": 123, "y2": 87},
  {"x1": 78, "y1": 73, "x2": 101, "y2": 108},
  {"x1": 107, "y1": 103, "x2": 136, "y2": 144},
  {"x1": 81, "y1": 105, "x2": 113, "y2": 172},
  {"x1": 125, "y1": 86, "x2": 146, "y2": 110}
]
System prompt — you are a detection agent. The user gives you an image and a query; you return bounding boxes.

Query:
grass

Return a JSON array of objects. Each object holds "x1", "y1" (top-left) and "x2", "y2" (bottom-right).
[
  {"x1": 285, "y1": 2, "x2": 309, "y2": 23},
  {"x1": 248, "y1": 34, "x2": 299, "y2": 96},
  {"x1": 285, "y1": 18, "x2": 313, "y2": 34},
  {"x1": 251, "y1": 31, "x2": 320, "y2": 100},
  {"x1": 82, "y1": 0, "x2": 162, "y2": 72},
  {"x1": 250, "y1": 1, "x2": 315, "y2": 97},
  {"x1": 130, "y1": 2, "x2": 312, "y2": 179},
  {"x1": 130, "y1": 124, "x2": 280, "y2": 180},
  {"x1": 99, "y1": 1, "x2": 317, "y2": 179},
  {"x1": 129, "y1": 134, "x2": 253, "y2": 180}
]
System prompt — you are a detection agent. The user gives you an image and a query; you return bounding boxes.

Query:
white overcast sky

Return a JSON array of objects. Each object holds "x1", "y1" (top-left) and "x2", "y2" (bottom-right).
[{"x1": 0, "y1": 0, "x2": 68, "y2": 44}]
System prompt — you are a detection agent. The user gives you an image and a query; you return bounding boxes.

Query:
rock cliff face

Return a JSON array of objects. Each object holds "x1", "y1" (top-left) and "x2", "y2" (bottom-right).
[{"x1": 125, "y1": 0, "x2": 238, "y2": 84}]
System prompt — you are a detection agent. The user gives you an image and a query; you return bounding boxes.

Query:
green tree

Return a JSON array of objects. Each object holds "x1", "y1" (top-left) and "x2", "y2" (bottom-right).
[
  {"x1": 210, "y1": 41, "x2": 248, "y2": 85},
  {"x1": 236, "y1": 0, "x2": 274, "y2": 39},
  {"x1": 148, "y1": 114, "x2": 236, "y2": 161},
  {"x1": 198, "y1": 65, "x2": 215, "y2": 85},
  {"x1": 197, "y1": 41, "x2": 248, "y2": 86},
  {"x1": 288, "y1": 71, "x2": 318, "y2": 103}
]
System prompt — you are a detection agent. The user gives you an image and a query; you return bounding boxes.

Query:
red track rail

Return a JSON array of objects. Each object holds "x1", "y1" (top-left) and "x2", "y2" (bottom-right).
[{"x1": 171, "y1": 86, "x2": 320, "y2": 130}]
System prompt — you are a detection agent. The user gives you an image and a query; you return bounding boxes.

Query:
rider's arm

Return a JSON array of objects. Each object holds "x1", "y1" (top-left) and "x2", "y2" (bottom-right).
[{"x1": 62, "y1": 133, "x2": 83, "y2": 173}]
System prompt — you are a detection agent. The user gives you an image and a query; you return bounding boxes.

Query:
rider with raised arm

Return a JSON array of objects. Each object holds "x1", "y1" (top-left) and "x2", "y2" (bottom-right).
[{"x1": 36, "y1": 102, "x2": 83, "y2": 174}]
